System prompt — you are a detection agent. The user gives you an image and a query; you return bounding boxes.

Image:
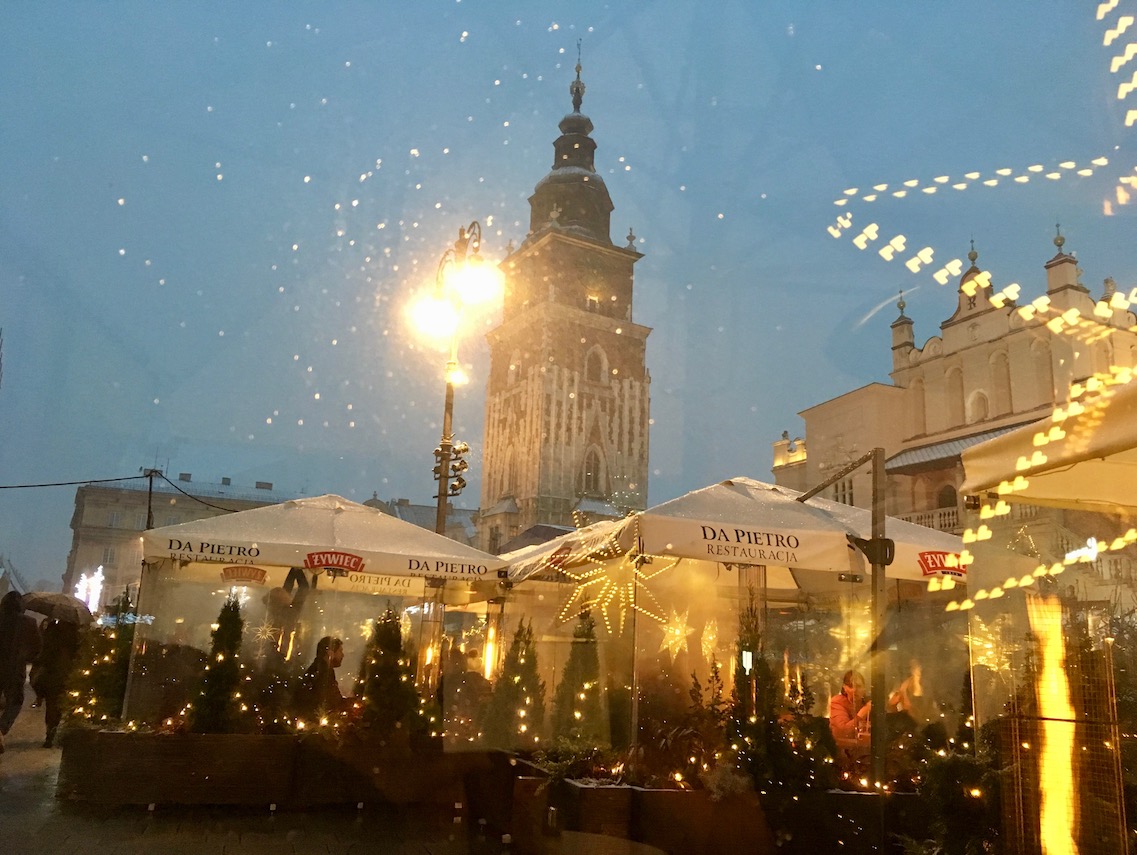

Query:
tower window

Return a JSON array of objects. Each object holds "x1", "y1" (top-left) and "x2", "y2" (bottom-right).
[
  {"x1": 508, "y1": 350, "x2": 524, "y2": 384},
  {"x1": 580, "y1": 446, "x2": 606, "y2": 496},
  {"x1": 584, "y1": 346, "x2": 608, "y2": 384},
  {"x1": 586, "y1": 294, "x2": 599, "y2": 312}
]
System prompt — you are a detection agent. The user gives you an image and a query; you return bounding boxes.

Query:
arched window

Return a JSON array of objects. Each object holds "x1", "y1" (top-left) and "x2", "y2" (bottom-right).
[
  {"x1": 504, "y1": 446, "x2": 518, "y2": 497},
  {"x1": 508, "y1": 350, "x2": 524, "y2": 385},
  {"x1": 909, "y1": 379, "x2": 926, "y2": 437},
  {"x1": 579, "y1": 446, "x2": 606, "y2": 496},
  {"x1": 584, "y1": 346, "x2": 608, "y2": 384},
  {"x1": 1096, "y1": 339, "x2": 1115, "y2": 378},
  {"x1": 967, "y1": 391, "x2": 989, "y2": 423},
  {"x1": 990, "y1": 352, "x2": 1012, "y2": 416},
  {"x1": 1031, "y1": 339, "x2": 1054, "y2": 405},
  {"x1": 936, "y1": 485, "x2": 957, "y2": 509},
  {"x1": 945, "y1": 368, "x2": 964, "y2": 426}
]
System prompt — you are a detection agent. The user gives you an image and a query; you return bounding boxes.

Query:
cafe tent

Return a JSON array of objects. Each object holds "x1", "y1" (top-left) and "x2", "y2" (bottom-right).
[
  {"x1": 125, "y1": 495, "x2": 507, "y2": 723},
  {"x1": 142, "y1": 493, "x2": 507, "y2": 580},
  {"x1": 960, "y1": 380, "x2": 1137, "y2": 513},
  {"x1": 506, "y1": 476, "x2": 966, "y2": 585}
]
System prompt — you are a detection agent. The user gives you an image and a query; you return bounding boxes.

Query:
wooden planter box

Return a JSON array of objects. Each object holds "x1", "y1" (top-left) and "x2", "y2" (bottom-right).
[
  {"x1": 293, "y1": 733, "x2": 492, "y2": 806},
  {"x1": 506, "y1": 767, "x2": 775, "y2": 855},
  {"x1": 57, "y1": 730, "x2": 296, "y2": 805},
  {"x1": 554, "y1": 779, "x2": 634, "y2": 839},
  {"x1": 58, "y1": 728, "x2": 494, "y2": 809},
  {"x1": 632, "y1": 787, "x2": 775, "y2": 855}
]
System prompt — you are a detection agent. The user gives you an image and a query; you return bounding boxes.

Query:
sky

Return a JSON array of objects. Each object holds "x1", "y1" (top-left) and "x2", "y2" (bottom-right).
[{"x1": 2, "y1": 1, "x2": 1135, "y2": 589}]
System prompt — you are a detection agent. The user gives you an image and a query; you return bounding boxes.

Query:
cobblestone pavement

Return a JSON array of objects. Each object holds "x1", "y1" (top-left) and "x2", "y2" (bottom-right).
[{"x1": 0, "y1": 704, "x2": 508, "y2": 854}]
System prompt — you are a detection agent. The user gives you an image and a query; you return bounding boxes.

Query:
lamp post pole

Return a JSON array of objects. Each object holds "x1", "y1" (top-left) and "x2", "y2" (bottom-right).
[
  {"x1": 431, "y1": 221, "x2": 480, "y2": 535},
  {"x1": 419, "y1": 221, "x2": 486, "y2": 696},
  {"x1": 434, "y1": 355, "x2": 458, "y2": 534}
]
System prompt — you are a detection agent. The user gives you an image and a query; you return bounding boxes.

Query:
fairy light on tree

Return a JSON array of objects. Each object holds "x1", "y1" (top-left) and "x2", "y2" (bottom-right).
[
  {"x1": 356, "y1": 607, "x2": 420, "y2": 734},
  {"x1": 68, "y1": 591, "x2": 137, "y2": 726},
  {"x1": 187, "y1": 593, "x2": 247, "y2": 733},
  {"x1": 552, "y1": 611, "x2": 604, "y2": 744},
  {"x1": 482, "y1": 618, "x2": 545, "y2": 750}
]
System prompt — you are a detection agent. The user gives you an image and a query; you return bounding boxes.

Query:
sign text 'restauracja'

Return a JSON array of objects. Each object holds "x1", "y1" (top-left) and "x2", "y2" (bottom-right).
[{"x1": 699, "y1": 526, "x2": 800, "y2": 564}]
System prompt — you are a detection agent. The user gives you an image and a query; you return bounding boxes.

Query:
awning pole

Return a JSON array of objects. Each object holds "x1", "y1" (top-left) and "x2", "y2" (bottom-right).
[
  {"x1": 794, "y1": 450, "x2": 875, "y2": 503},
  {"x1": 869, "y1": 447, "x2": 887, "y2": 787}
]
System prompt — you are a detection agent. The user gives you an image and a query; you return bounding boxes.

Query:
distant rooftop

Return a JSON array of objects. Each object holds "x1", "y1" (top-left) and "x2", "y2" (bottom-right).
[{"x1": 86, "y1": 473, "x2": 293, "y2": 505}]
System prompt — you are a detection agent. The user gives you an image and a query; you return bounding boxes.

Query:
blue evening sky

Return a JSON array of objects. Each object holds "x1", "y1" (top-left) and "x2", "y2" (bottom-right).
[{"x1": 2, "y1": 2, "x2": 1134, "y2": 586}]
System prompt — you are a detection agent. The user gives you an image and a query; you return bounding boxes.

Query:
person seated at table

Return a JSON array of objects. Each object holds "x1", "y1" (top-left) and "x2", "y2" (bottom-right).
[
  {"x1": 829, "y1": 669, "x2": 872, "y2": 765},
  {"x1": 293, "y1": 636, "x2": 352, "y2": 720},
  {"x1": 887, "y1": 657, "x2": 930, "y2": 725}
]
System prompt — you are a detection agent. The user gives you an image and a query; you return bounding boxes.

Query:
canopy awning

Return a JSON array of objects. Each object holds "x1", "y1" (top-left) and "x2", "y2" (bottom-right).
[
  {"x1": 504, "y1": 476, "x2": 967, "y2": 584},
  {"x1": 886, "y1": 424, "x2": 1027, "y2": 474},
  {"x1": 142, "y1": 493, "x2": 507, "y2": 581},
  {"x1": 960, "y1": 380, "x2": 1137, "y2": 512}
]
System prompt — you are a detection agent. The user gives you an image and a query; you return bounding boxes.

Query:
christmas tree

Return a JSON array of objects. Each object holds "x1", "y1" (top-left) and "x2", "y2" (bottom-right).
[
  {"x1": 68, "y1": 592, "x2": 137, "y2": 726},
  {"x1": 356, "y1": 607, "x2": 419, "y2": 733},
  {"x1": 728, "y1": 587, "x2": 837, "y2": 841},
  {"x1": 482, "y1": 619, "x2": 546, "y2": 750},
  {"x1": 188, "y1": 594, "x2": 246, "y2": 733},
  {"x1": 551, "y1": 612, "x2": 605, "y2": 745}
]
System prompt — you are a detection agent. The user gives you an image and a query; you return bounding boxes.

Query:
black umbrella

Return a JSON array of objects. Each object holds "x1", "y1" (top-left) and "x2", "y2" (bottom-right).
[{"x1": 21, "y1": 592, "x2": 94, "y2": 625}]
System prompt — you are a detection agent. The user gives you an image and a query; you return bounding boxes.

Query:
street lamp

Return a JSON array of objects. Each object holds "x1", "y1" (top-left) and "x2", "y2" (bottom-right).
[{"x1": 411, "y1": 220, "x2": 501, "y2": 535}]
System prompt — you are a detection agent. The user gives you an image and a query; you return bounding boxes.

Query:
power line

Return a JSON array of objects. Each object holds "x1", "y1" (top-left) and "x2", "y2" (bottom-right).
[{"x1": 0, "y1": 475, "x2": 144, "y2": 490}]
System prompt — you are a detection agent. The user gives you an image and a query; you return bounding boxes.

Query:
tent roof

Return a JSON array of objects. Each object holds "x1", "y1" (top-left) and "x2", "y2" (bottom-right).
[
  {"x1": 142, "y1": 493, "x2": 506, "y2": 580},
  {"x1": 961, "y1": 381, "x2": 1137, "y2": 511},
  {"x1": 505, "y1": 476, "x2": 965, "y2": 584}
]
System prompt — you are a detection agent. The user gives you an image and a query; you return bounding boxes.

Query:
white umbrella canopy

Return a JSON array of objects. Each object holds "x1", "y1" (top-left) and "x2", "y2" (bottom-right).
[
  {"x1": 142, "y1": 493, "x2": 506, "y2": 581},
  {"x1": 505, "y1": 477, "x2": 966, "y2": 584},
  {"x1": 961, "y1": 380, "x2": 1137, "y2": 512}
]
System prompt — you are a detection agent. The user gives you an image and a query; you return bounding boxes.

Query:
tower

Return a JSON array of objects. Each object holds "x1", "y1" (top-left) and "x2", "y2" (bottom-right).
[{"x1": 477, "y1": 64, "x2": 651, "y2": 553}]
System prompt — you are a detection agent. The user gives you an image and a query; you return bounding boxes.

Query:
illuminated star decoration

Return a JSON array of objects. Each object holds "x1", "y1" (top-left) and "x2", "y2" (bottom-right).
[
  {"x1": 557, "y1": 551, "x2": 676, "y2": 635},
  {"x1": 658, "y1": 609, "x2": 696, "y2": 658},
  {"x1": 252, "y1": 619, "x2": 282, "y2": 651},
  {"x1": 700, "y1": 617, "x2": 720, "y2": 661},
  {"x1": 552, "y1": 516, "x2": 679, "y2": 635}
]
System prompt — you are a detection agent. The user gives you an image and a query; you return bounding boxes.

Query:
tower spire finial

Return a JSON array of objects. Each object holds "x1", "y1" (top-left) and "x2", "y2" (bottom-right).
[
  {"x1": 1054, "y1": 222, "x2": 1065, "y2": 251},
  {"x1": 570, "y1": 40, "x2": 585, "y2": 113},
  {"x1": 897, "y1": 289, "x2": 907, "y2": 316}
]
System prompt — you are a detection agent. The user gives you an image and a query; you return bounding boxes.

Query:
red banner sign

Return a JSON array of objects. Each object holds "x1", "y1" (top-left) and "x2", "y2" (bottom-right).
[
  {"x1": 918, "y1": 551, "x2": 967, "y2": 578},
  {"x1": 220, "y1": 565, "x2": 268, "y2": 585},
  {"x1": 304, "y1": 551, "x2": 367, "y2": 573}
]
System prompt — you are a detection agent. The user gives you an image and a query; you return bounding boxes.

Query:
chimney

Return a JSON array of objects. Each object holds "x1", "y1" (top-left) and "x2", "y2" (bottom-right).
[
  {"x1": 221, "y1": 477, "x2": 231, "y2": 486},
  {"x1": 255, "y1": 481, "x2": 273, "y2": 491},
  {"x1": 178, "y1": 473, "x2": 192, "y2": 482}
]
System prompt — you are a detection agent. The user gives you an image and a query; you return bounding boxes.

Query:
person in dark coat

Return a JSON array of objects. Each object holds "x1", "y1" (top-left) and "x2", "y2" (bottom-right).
[
  {"x1": 292, "y1": 636, "x2": 351, "y2": 721},
  {"x1": 32, "y1": 619, "x2": 81, "y2": 748},
  {"x1": 0, "y1": 591, "x2": 43, "y2": 749}
]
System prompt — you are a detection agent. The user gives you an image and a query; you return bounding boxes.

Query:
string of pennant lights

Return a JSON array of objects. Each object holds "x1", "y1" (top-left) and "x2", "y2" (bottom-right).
[{"x1": 826, "y1": 0, "x2": 1137, "y2": 615}]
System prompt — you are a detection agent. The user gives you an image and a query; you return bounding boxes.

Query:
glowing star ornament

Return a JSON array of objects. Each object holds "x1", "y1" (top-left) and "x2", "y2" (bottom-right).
[
  {"x1": 658, "y1": 609, "x2": 695, "y2": 658},
  {"x1": 701, "y1": 618, "x2": 720, "y2": 660},
  {"x1": 252, "y1": 619, "x2": 281, "y2": 647},
  {"x1": 556, "y1": 549, "x2": 676, "y2": 635}
]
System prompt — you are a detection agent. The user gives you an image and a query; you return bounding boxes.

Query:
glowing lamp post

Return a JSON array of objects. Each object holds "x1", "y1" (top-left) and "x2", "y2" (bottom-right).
[{"x1": 410, "y1": 220, "x2": 501, "y2": 535}]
